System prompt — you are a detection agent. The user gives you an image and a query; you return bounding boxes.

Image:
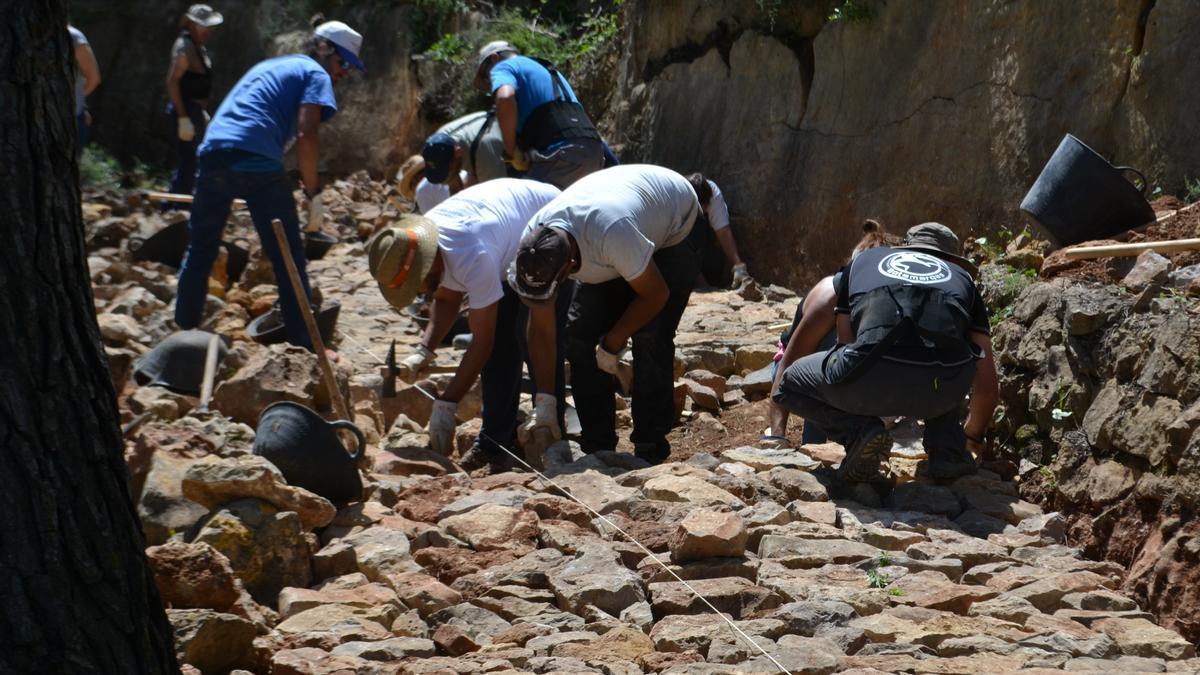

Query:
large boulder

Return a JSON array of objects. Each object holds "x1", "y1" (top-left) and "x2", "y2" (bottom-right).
[
  {"x1": 192, "y1": 498, "x2": 313, "y2": 604},
  {"x1": 669, "y1": 508, "x2": 748, "y2": 563},
  {"x1": 210, "y1": 343, "x2": 348, "y2": 425},
  {"x1": 168, "y1": 609, "x2": 257, "y2": 674},
  {"x1": 182, "y1": 455, "x2": 335, "y2": 531}
]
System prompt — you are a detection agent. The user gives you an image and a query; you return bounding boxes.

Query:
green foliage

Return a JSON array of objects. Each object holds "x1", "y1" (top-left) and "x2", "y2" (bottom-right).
[
  {"x1": 426, "y1": 32, "x2": 469, "y2": 63},
  {"x1": 756, "y1": 0, "x2": 783, "y2": 29},
  {"x1": 79, "y1": 146, "x2": 122, "y2": 190},
  {"x1": 866, "y1": 567, "x2": 890, "y2": 589},
  {"x1": 574, "y1": 1, "x2": 622, "y2": 59},
  {"x1": 1184, "y1": 176, "x2": 1200, "y2": 204},
  {"x1": 888, "y1": 587, "x2": 905, "y2": 597},
  {"x1": 1050, "y1": 385, "x2": 1073, "y2": 422},
  {"x1": 827, "y1": 0, "x2": 874, "y2": 24},
  {"x1": 410, "y1": 0, "x2": 469, "y2": 52}
]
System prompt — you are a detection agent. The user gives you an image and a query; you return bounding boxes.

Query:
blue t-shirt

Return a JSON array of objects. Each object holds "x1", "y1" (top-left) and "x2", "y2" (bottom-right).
[
  {"x1": 489, "y1": 55, "x2": 579, "y2": 132},
  {"x1": 199, "y1": 54, "x2": 337, "y2": 164}
]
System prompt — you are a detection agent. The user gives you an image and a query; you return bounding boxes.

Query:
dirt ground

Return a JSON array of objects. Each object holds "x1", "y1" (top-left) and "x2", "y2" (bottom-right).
[{"x1": 1042, "y1": 195, "x2": 1200, "y2": 283}]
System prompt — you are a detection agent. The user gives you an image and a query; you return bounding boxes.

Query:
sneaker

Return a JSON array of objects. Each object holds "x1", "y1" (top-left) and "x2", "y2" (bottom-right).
[
  {"x1": 457, "y1": 444, "x2": 509, "y2": 474},
  {"x1": 836, "y1": 430, "x2": 893, "y2": 483},
  {"x1": 927, "y1": 444, "x2": 978, "y2": 480}
]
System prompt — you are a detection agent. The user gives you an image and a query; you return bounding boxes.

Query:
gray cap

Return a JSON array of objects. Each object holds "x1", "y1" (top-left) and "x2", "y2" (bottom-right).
[{"x1": 897, "y1": 222, "x2": 977, "y2": 276}]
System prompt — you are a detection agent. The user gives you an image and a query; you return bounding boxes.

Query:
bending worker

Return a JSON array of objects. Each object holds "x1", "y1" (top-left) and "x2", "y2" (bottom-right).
[
  {"x1": 368, "y1": 179, "x2": 564, "y2": 473},
  {"x1": 698, "y1": 178, "x2": 751, "y2": 288},
  {"x1": 175, "y1": 18, "x2": 364, "y2": 351},
  {"x1": 769, "y1": 223, "x2": 998, "y2": 484},
  {"x1": 472, "y1": 40, "x2": 604, "y2": 188},
  {"x1": 165, "y1": 4, "x2": 223, "y2": 199},
  {"x1": 420, "y1": 110, "x2": 507, "y2": 193},
  {"x1": 510, "y1": 164, "x2": 706, "y2": 465}
]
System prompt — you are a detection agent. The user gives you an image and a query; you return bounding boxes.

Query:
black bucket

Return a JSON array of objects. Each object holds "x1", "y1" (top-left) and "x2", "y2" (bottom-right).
[
  {"x1": 247, "y1": 299, "x2": 341, "y2": 346},
  {"x1": 253, "y1": 401, "x2": 364, "y2": 505},
  {"x1": 1019, "y1": 134, "x2": 1155, "y2": 248}
]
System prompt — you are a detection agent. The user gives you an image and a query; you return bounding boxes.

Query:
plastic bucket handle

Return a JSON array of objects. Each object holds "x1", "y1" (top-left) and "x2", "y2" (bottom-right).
[
  {"x1": 330, "y1": 419, "x2": 366, "y2": 461},
  {"x1": 1114, "y1": 165, "x2": 1150, "y2": 198}
]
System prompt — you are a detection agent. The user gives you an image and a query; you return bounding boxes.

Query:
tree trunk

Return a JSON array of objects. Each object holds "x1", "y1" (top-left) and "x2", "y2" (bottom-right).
[{"x1": 0, "y1": 2, "x2": 179, "y2": 673}]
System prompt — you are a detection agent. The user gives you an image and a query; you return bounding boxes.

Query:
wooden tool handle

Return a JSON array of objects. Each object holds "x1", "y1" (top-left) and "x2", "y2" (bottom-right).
[
  {"x1": 271, "y1": 219, "x2": 352, "y2": 422},
  {"x1": 198, "y1": 333, "x2": 220, "y2": 410},
  {"x1": 145, "y1": 191, "x2": 245, "y2": 209},
  {"x1": 1063, "y1": 237, "x2": 1200, "y2": 260}
]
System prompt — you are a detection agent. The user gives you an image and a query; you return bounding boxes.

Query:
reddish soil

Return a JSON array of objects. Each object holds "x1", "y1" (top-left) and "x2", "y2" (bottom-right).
[
  {"x1": 1042, "y1": 196, "x2": 1200, "y2": 284},
  {"x1": 665, "y1": 398, "x2": 796, "y2": 464}
]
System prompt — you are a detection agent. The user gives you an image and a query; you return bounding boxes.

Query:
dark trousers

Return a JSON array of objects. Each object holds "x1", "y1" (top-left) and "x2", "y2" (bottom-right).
[
  {"x1": 566, "y1": 233, "x2": 701, "y2": 453},
  {"x1": 166, "y1": 100, "x2": 207, "y2": 199},
  {"x1": 477, "y1": 281, "x2": 573, "y2": 456},
  {"x1": 773, "y1": 345, "x2": 975, "y2": 458},
  {"x1": 176, "y1": 157, "x2": 313, "y2": 350},
  {"x1": 76, "y1": 111, "x2": 89, "y2": 156}
]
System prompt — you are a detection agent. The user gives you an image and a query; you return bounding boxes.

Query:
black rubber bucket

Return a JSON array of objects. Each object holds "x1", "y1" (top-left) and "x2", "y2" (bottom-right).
[{"x1": 1019, "y1": 134, "x2": 1155, "y2": 248}]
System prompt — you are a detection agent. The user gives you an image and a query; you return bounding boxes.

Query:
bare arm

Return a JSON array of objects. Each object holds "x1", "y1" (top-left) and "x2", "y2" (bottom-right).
[
  {"x1": 495, "y1": 85, "x2": 518, "y2": 156},
  {"x1": 713, "y1": 227, "x2": 743, "y2": 267},
  {"x1": 603, "y1": 262, "x2": 669, "y2": 352},
  {"x1": 422, "y1": 286, "x2": 465, "y2": 352},
  {"x1": 962, "y1": 331, "x2": 999, "y2": 441},
  {"x1": 440, "y1": 301, "x2": 498, "y2": 403},
  {"x1": 296, "y1": 104, "x2": 322, "y2": 196},
  {"x1": 768, "y1": 277, "x2": 837, "y2": 435},
  {"x1": 527, "y1": 303, "x2": 558, "y2": 394},
  {"x1": 77, "y1": 42, "x2": 101, "y2": 97},
  {"x1": 165, "y1": 51, "x2": 188, "y2": 116}
]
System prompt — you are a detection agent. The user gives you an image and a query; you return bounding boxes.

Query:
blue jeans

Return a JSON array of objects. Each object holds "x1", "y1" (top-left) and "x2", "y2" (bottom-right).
[
  {"x1": 166, "y1": 101, "x2": 207, "y2": 200},
  {"x1": 175, "y1": 156, "x2": 313, "y2": 350},
  {"x1": 477, "y1": 281, "x2": 572, "y2": 457}
]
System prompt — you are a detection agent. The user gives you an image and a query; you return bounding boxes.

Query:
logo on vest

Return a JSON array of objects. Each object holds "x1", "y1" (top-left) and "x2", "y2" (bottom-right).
[{"x1": 877, "y1": 251, "x2": 951, "y2": 284}]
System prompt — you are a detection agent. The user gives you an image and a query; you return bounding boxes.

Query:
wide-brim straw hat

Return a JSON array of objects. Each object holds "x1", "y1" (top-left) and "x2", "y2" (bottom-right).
[
  {"x1": 368, "y1": 215, "x2": 439, "y2": 311},
  {"x1": 397, "y1": 155, "x2": 426, "y2": 201},
  {"x1": 186, "y1": 4, "x2": 224, "y2": 27}
]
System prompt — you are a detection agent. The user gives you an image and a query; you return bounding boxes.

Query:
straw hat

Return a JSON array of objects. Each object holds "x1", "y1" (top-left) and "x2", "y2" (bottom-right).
[
  {"x1": 368, "y1": 215, "x2": 439, "y2": 311},
  {"x1": 397, "y1": 155, "x2": 426, "y2": 201}
]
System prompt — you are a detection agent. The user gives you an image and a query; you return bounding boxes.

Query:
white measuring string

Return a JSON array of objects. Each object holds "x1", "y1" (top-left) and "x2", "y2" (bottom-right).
[{"x1": 401, "y1": 378, "x2": 793, "y2": 674}]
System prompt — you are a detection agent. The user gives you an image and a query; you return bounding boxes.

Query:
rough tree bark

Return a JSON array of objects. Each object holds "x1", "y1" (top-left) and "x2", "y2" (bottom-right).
[{"x1": 0, "y1": 2, "x2": 179, "y2": 673}]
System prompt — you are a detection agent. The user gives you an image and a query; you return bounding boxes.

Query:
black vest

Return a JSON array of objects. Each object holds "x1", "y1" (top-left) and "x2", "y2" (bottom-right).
[
  {"x1": 516, "y1": 58, "x2": 601, "y2": 152},
  {"x1": 837, "y1": 246, "x2": 980, "y2": 367},
  {"x1": 178, "y1": 32, "x2": 213, "y2": 101}
]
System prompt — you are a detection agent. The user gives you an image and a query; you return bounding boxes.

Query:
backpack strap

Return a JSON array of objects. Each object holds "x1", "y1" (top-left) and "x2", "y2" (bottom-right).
[{"x1": 469, "y1": 108, "x2": 495, "y2": 175}]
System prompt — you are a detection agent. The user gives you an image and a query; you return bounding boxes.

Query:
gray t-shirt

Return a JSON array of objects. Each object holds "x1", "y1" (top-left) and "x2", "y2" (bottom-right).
[
  {"x1": 69, "y1": 26, "x2": 88, "y2": 116},
  {"x1": 531, "y1": 164, "x2": 699, "y2": 284},
  {"x1": 437, "y1": 111, "x2": 506, "y2": 183}
]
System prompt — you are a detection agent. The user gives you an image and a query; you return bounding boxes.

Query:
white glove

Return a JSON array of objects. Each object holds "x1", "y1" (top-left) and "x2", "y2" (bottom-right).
[
  {"x1": 177, "y1": 116, "x2": 195, "y2": 142},
  {"x1": 530, "y1": 393, "x2": 561, "y2": 441},
  {"x1": 758, "y1": 434, "x2": 788, "y2": 450},
  {"x1": 731, "y1": 263, "x2": 750, "y2": 287},
  {"x1": 400, "y1": 344, "x2": 435, "y2": 382},
  {"x1": 596, "y1": 337, "x2": 627, "y2": 376},
  {"x1": 306, "y1": 192, "x2": 326, "y2": 233},
  {"x1": 429, "y1": 399, "x2": 458, "y2": 457}
]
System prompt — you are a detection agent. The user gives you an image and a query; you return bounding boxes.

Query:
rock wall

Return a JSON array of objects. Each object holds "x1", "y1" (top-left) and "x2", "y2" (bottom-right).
[
  {"x1": 72, "y1": 0, "x2": 425, "y2": 177},
  {"x1": 596, "y1": 0, "x2": 1200, "y2": 289},
  {"x1": 989, "y1": 276, "x2": 1200, "y2": 642}
]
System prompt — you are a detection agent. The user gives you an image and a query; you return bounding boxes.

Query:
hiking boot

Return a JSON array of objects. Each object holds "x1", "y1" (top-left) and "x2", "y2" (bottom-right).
[
  {"x1": 634, "y1": 442, "x2": 670, "y2": 466},
  {"x1": 927, "y1": 443, "x2": 978, "y2": 480},
  {"x1": 836, "y1": 430, "x2": 893, "y2": 483},
  {"x1": 457, "y1": 444, "x2": 510, "y2": 474}
]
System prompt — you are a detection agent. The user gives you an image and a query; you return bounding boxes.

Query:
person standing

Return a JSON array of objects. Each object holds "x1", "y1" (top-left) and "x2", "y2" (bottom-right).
[
  {"x1": 769, "y1": 223, "x2": 998, "y2": 484},
  {"x1": 367, "y1": 179, "x2": 566, "y2": 472},
  {"x1": 174, "y1": 18, "x2": 364, "y2": 351},
  {"x1": 472, "y1": 41, "x2": 604, "y2": 189},
  {"x1": 68, "y1": 24, "x2": 101, "y2": 153},
  {"x1": 510, "y1": 165, "x2": 706, "y2": 465},
  {"x1": 165, "y1": 4, "x2": 223, "y2": 199}
]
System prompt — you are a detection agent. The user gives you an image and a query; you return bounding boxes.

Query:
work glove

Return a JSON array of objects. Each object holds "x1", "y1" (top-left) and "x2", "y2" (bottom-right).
[
  {"x1": 306, "y1": 192, "x2": 326, "y2": 233},
  {"x1": 596, "y1": 337, "x2": 627, "y2": 376},
  {"x1": 731, "y1": 263, "x2": 750, "y2": 288},
  {"x1": 177, "y1": 116, "x2": 195, "y2": 142},
  {"x1": 505, "y1": 148, "x2": 531, "y2": 173},
  {"x1": 400, "y1": 344, "x2": 435, "y2": 382},
  {"x1": 428, "y1": 399, "x2": 458, "y2": 457},
  {"x1": 527, "y1": 393, "x2": 561, "y2": 442}
]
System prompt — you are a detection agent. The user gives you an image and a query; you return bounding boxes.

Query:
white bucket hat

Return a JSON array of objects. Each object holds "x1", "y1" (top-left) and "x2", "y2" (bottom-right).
[{"x1": 186, "y1": 4, "x2": 224, "y2": 27}]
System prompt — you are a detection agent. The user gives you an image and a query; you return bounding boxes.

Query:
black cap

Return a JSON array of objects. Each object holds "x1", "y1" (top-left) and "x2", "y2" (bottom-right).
[
  {"x1": 511, "y1": 223, "x2": 572, "y2": 300},
  {"x1": 421, "y1": 132, "x2": 455, "y2": 184}
]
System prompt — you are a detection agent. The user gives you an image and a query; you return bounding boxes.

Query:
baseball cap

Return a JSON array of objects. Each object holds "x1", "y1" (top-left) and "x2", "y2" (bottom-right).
[
  {"x1": 508, "y1": 222, "x2": 572, "y2": 304},
  {"x1": 314, "y1": 20, "x2": 365, "y2": 72},
  {"x1": 897, "y1": 222, "x2": 978, "y2": 277},
  {"x1": 473, "y1": 40, "x2": 517, "y2": 89},
  {"x1": 185, "y1": 4, "x2": 224, "y2": 27},
  {"x1": 421, "y1": 132, "x2": 456, "y2": 184}
]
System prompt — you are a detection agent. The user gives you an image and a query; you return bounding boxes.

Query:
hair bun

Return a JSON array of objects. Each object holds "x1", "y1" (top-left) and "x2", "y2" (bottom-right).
[
  {"x1": 861, "y1": 218, "x2": 883, "y2": 233},
  {"x1": 310, "y1": 13, "x2": 327, "y2": 29}
]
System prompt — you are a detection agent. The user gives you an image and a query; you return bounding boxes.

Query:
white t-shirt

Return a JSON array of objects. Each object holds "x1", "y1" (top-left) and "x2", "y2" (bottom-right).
[
  {"x1": 414, "y1": 170, "x2": 468, "y2": 214},
  {"x1": 530, "y1": 164, "x2": 699, "y2": 284},
  {"x1": 69, "y1": 26, "x2": 89, "y2": 116},
  {"x1": 426, "y1": 178, "x2": 562, "y2": 309},
  {"x1": 706, "y1": 179, "x2": 730, "y2": 231}
]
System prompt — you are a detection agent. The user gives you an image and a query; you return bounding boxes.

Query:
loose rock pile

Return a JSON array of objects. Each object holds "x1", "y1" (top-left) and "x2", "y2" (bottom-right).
[{"x1": 82, "y1": 181, "x2": 1198, "y2": 674}]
